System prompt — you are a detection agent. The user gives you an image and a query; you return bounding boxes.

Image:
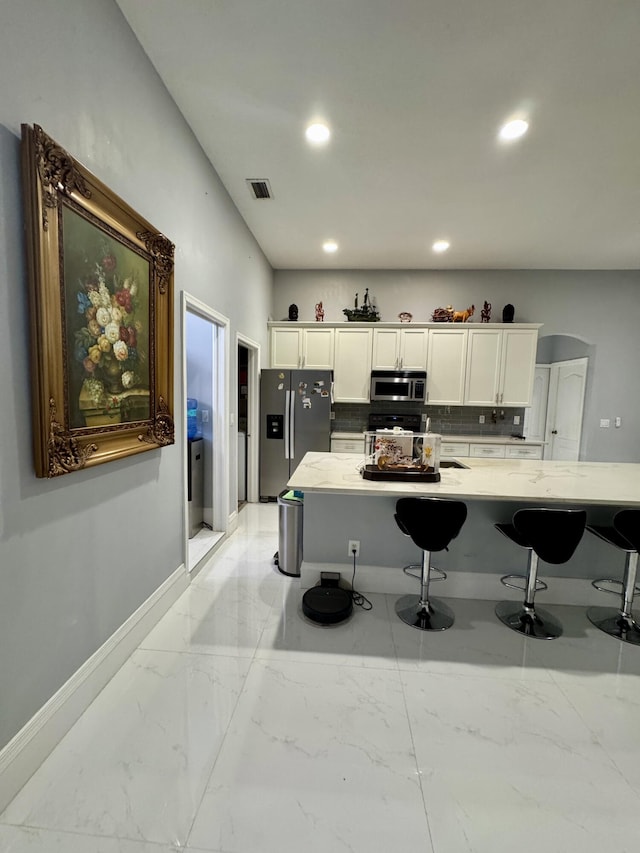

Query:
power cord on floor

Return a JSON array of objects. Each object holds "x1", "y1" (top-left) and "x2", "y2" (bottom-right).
[{"x1": 351, "y1": 549, "x2": 373, "y2": 611}]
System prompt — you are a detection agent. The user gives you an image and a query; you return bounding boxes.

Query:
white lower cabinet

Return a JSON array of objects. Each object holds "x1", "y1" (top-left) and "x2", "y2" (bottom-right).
[
  {"x1": 505, "y1": 444, "x2": 543, "y2": 460},
  {"x1": 441, "y1": 441, "x2": 470, "y2": 457},
  {"x1": 441, "y1": 440, "x2": 542, "y2": 459},
  {"x1": 331, "y1": 437, "x2": 366, "y2": 454},
  {"x1": 469, "y1": 443, "x2": 506, "y2": 458}
]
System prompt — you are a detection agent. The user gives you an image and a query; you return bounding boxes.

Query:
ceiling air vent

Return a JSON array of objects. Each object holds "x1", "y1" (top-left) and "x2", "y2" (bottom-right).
[{"x1": 246, "y1": 178, "x2": 273, "y2": 199}]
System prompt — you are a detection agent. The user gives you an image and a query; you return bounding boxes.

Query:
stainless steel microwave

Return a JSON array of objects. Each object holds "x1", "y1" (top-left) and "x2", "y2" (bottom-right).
[{"x1": 370, "y1": 370, "x2": 427, "y2": 403}]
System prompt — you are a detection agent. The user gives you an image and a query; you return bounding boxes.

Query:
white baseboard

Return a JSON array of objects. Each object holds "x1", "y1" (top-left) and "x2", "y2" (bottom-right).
[
  {"x1": 300, "y1": 561, "x2": 607, "y2": 607},
  {"x1": 227, "y1": 510, "x2": 238, "y2": 533},
  {"x1": 0, "y1": 563, "x2": 189, "y2": 814}
]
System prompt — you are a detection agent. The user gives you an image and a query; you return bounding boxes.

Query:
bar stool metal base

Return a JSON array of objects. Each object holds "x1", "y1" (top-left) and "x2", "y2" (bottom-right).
[
  {"x1": 587, "y1": 606, "x2": 640, "y2": 645},
  {"x1": 495, "y1": 600, "x2": 563, "y2": 640},
  {"x1": 395, "y1": 595, "x2": 454, "y2": 631}
]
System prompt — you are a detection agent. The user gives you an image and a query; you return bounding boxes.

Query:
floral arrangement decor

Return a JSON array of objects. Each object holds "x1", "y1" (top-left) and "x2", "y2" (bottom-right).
[{"x1": 71, "y1": 232, "x2": 149, "y2": 427}]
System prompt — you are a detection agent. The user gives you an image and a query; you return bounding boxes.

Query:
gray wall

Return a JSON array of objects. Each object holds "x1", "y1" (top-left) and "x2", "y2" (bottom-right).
[
  {"x1": 274, "y1": 270, "x2": 640, "y2": 462},
  {"x1": 0, "y1": 0, "x2": 272, "y2": 751}
]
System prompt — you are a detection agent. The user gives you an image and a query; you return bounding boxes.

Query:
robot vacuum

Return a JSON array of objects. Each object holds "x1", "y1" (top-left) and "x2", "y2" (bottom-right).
[{"x1": 302, "y1": 575, "x2": 353, "y2": 625}]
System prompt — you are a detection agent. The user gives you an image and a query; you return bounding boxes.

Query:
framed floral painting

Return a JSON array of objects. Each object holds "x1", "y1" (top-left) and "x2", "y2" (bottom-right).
[{"x1": 21, "y1": 123, "x2": 175, "y2": 477}]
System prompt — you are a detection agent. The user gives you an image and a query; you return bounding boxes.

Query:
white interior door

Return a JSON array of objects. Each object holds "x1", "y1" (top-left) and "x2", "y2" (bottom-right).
[
  {"x1": 523, "y1": 365, "x2": 550, "y2": 444},
  {"x1": 546, "y1": 358, "x2": 588, "y2": 460},
  {"x1": 237, "y1": 332, "x2": 260, "y2": 503}
]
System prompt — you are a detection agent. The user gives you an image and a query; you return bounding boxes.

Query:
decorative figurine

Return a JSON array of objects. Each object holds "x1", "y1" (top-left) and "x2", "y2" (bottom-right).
[
  {"x1": 398, "y1": 312, "x2": 413, "y2": 323},
  {"x1": 343, "y1": 287, "x2": 381, "y2": 321},
  {"x1": 480, "y1": 301, "x2": 492, "y2": 323},
  {"x1": 315, "y1": 301, "x2": 325, "y2": 322},
  {"x1": 502, "y1": 303, "x2": 515, "y2": 323},
  {"x1": 431, "y1": 305, "x2": 454, "y2": 322},
  {"x1": 288, "y1": 303, "x2": 298, "y2": 321},
  {"x1": 452, "y1": 304, "x2": 475, "y2": 322}
]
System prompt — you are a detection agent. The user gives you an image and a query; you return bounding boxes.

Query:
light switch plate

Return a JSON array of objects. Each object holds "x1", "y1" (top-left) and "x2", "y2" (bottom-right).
[{"x1": 600, "y1": 418, "x2": 610, "y2": 428}]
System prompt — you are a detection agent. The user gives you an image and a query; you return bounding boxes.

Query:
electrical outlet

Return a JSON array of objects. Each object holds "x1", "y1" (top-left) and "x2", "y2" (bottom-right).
[
  {"x1": 330, "y1": 411, "x2": 336, "y2": 420},
  {"x1": 201, "y1": 409, "x2": 209, "y2": 423},
  {"x1": 615, "y1": 417, "x2": 622, "y2": 428},
  {"x1": 348, "y1": 539, "x2": 360, "y2": 557},
  {"x1": 421, "y1": 413, "x2": 428, "y2": 423},
  {"x1": 479, "y1": 415, "x2": 485, "y2": 424},
  {"x1": 513, "y1": 415, "x2": 521, "y2": 425}
]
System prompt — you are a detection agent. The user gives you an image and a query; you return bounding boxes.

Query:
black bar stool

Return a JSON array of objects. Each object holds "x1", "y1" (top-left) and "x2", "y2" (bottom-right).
[
  {"x1": 586, "y1": 509, "x2": 640, "y2": 645},
  {"x1": 495, "y1": 508, "x2": 587, "y2": 639},
  {"x1": 394, "y1": 497, "x2": 467, "y2": 631}
]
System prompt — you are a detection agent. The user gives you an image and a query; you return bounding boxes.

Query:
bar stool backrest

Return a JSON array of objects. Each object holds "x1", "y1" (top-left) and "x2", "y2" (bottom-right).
[
  {"x1": 513, "y1": 508, "x2": 587, "y2": 564},
  {"x1": 614, "y1": 509, "x2": 640, "y2": 552},
  {"x1": 395, "y1": 497, "x2": 467, "y2": 553}
]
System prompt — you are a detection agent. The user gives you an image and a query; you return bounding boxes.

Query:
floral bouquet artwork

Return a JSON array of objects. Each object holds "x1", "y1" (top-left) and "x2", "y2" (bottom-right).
[{"x1": 64, "y1": 207, "x2": 151, "y2": 429}]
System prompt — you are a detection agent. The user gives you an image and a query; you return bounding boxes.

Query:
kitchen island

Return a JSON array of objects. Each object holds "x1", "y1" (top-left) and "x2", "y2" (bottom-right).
[{"x1": 288, "y1": 452, "x2": 640, "y2": 603}]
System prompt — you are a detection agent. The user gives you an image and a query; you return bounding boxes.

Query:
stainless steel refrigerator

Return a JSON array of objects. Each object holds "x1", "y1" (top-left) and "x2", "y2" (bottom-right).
[{"x1": 260, "y1": 369, "x2": 332, "y2": 500}]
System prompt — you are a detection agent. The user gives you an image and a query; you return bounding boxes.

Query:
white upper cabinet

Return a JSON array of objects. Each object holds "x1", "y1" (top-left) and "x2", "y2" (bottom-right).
[
  {"x1": 303, "y1": 327, "x2": 335, "y2": 369},
  {"x1": 399, "y1": 328, "x2": 429, "y2": 369},
  {"x1": 269, "y1": 322, "x2": 540, "y2": 406},
  {"x1": 270, "y1": 326, "x2": 301, "y2": 368},
  {"x1": 333, "y1": 328, "x2": 373, "y2": 402},
  {"x1": 499, "y1": 328, "x2": 538, "y2": 406},
  {"x1": 426, "y1": 327, "x2": 468, "y2": 405},
  {"x1": 270, "y1": 326, "x2": 334, "y2": 370},
  {"x1": 372, "y1": 328, "x2": 428, "y2": 370},
  {"x1": 464, "y1": 328, "x2": 538, "y2": 406}
]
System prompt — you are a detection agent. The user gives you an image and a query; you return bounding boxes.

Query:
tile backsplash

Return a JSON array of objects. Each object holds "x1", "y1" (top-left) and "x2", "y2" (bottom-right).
[{"x1": 332, "y1": 401, "x2": 525, "y2": 436}]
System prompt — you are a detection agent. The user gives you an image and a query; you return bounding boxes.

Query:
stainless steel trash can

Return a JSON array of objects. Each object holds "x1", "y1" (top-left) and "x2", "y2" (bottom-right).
[{"x1": 277, "y1": 490, "x2": 303, "y2": 577}]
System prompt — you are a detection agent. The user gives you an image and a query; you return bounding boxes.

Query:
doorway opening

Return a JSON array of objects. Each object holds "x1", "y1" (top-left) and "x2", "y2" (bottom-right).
[
  {"x1": 183, "y1": 293, "x2": 229, "y2": 572},
  {"x1": 236, "y1": 333, "x2": 260, "y2": 509}
]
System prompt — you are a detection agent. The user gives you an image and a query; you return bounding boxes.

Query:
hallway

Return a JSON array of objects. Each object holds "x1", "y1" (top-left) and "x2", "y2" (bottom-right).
[{"x1": 1, "y1": 503, "x2": 640, "y2": 852}]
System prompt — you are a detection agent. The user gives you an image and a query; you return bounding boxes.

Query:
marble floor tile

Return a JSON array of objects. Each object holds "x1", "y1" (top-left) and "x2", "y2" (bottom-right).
[
  {"x1": 256, "y1": 589, "x2": 399, "y2": 669},
  {"x1": 523, "y1": 602, "x2": 640, "y2": 679},
  {"x1": 3, "y1": 502, "x2": 640, "y2": 853},
  {"x1": 551, "y1": 670, "x2": 640, "y2": 795},
  {"x1": 0, "y1": 826, "x2": 173, "y2": 852},
  {"x1": 2, "y1": 650, "x2": 250, "y2": 846},
  {"x1": 402, "y1": 668, "x2": 639, "y2": 853},
  {"x1": 141, "y1": 577, "x2": 278, "y2": 658},
  {"x1": 187, "y1": 658, "x2": 432, "y2": 853},
  {"x1": 390, "y1": 597, "x2": 555, "y2": 681}
]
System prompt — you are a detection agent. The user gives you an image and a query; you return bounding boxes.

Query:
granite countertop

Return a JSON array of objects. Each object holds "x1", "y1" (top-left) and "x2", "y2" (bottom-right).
[
  {"x1": 288, "y1": 451, "x2": 640, "y2": 506},
  {"x1": 330, "y1": 431, "x2": 544, "y2": 446}
]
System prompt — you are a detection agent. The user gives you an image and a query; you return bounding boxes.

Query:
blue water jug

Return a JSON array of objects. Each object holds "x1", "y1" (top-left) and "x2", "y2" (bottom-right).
[{"x1": 187, "y1": 398, "x2": 198, "y2": 439}]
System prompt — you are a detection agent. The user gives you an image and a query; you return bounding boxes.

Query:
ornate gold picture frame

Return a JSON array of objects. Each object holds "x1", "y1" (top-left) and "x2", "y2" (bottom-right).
[{"x1": 21, "y1": 124, "x2": 175, "y2": 478}]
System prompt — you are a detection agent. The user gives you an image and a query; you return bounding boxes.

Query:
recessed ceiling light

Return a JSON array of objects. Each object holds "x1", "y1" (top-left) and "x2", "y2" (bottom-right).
[
  {"x1": 306, "y1": 123, "x2": 331, "y2": 144},
  {"x1": 499, "y1": 119, "x2": 529, "y2": 141},
  {"x1": 432, "y1": 240, "x2": 450, "y2": 253},
  {"x1": 323, "y1": 240, "x2": 338, "y2": 253}
]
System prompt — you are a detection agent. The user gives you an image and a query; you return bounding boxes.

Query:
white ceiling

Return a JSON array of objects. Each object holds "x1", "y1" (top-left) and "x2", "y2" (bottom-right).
[{"x1": 116, "y1": 0, "x2": 640, "y2": 270}]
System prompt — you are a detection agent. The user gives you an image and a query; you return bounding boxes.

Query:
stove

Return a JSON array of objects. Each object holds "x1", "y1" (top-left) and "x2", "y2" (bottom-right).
[{"x1": 367, "y1": 412, "x2": 422, "y2": 432}]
